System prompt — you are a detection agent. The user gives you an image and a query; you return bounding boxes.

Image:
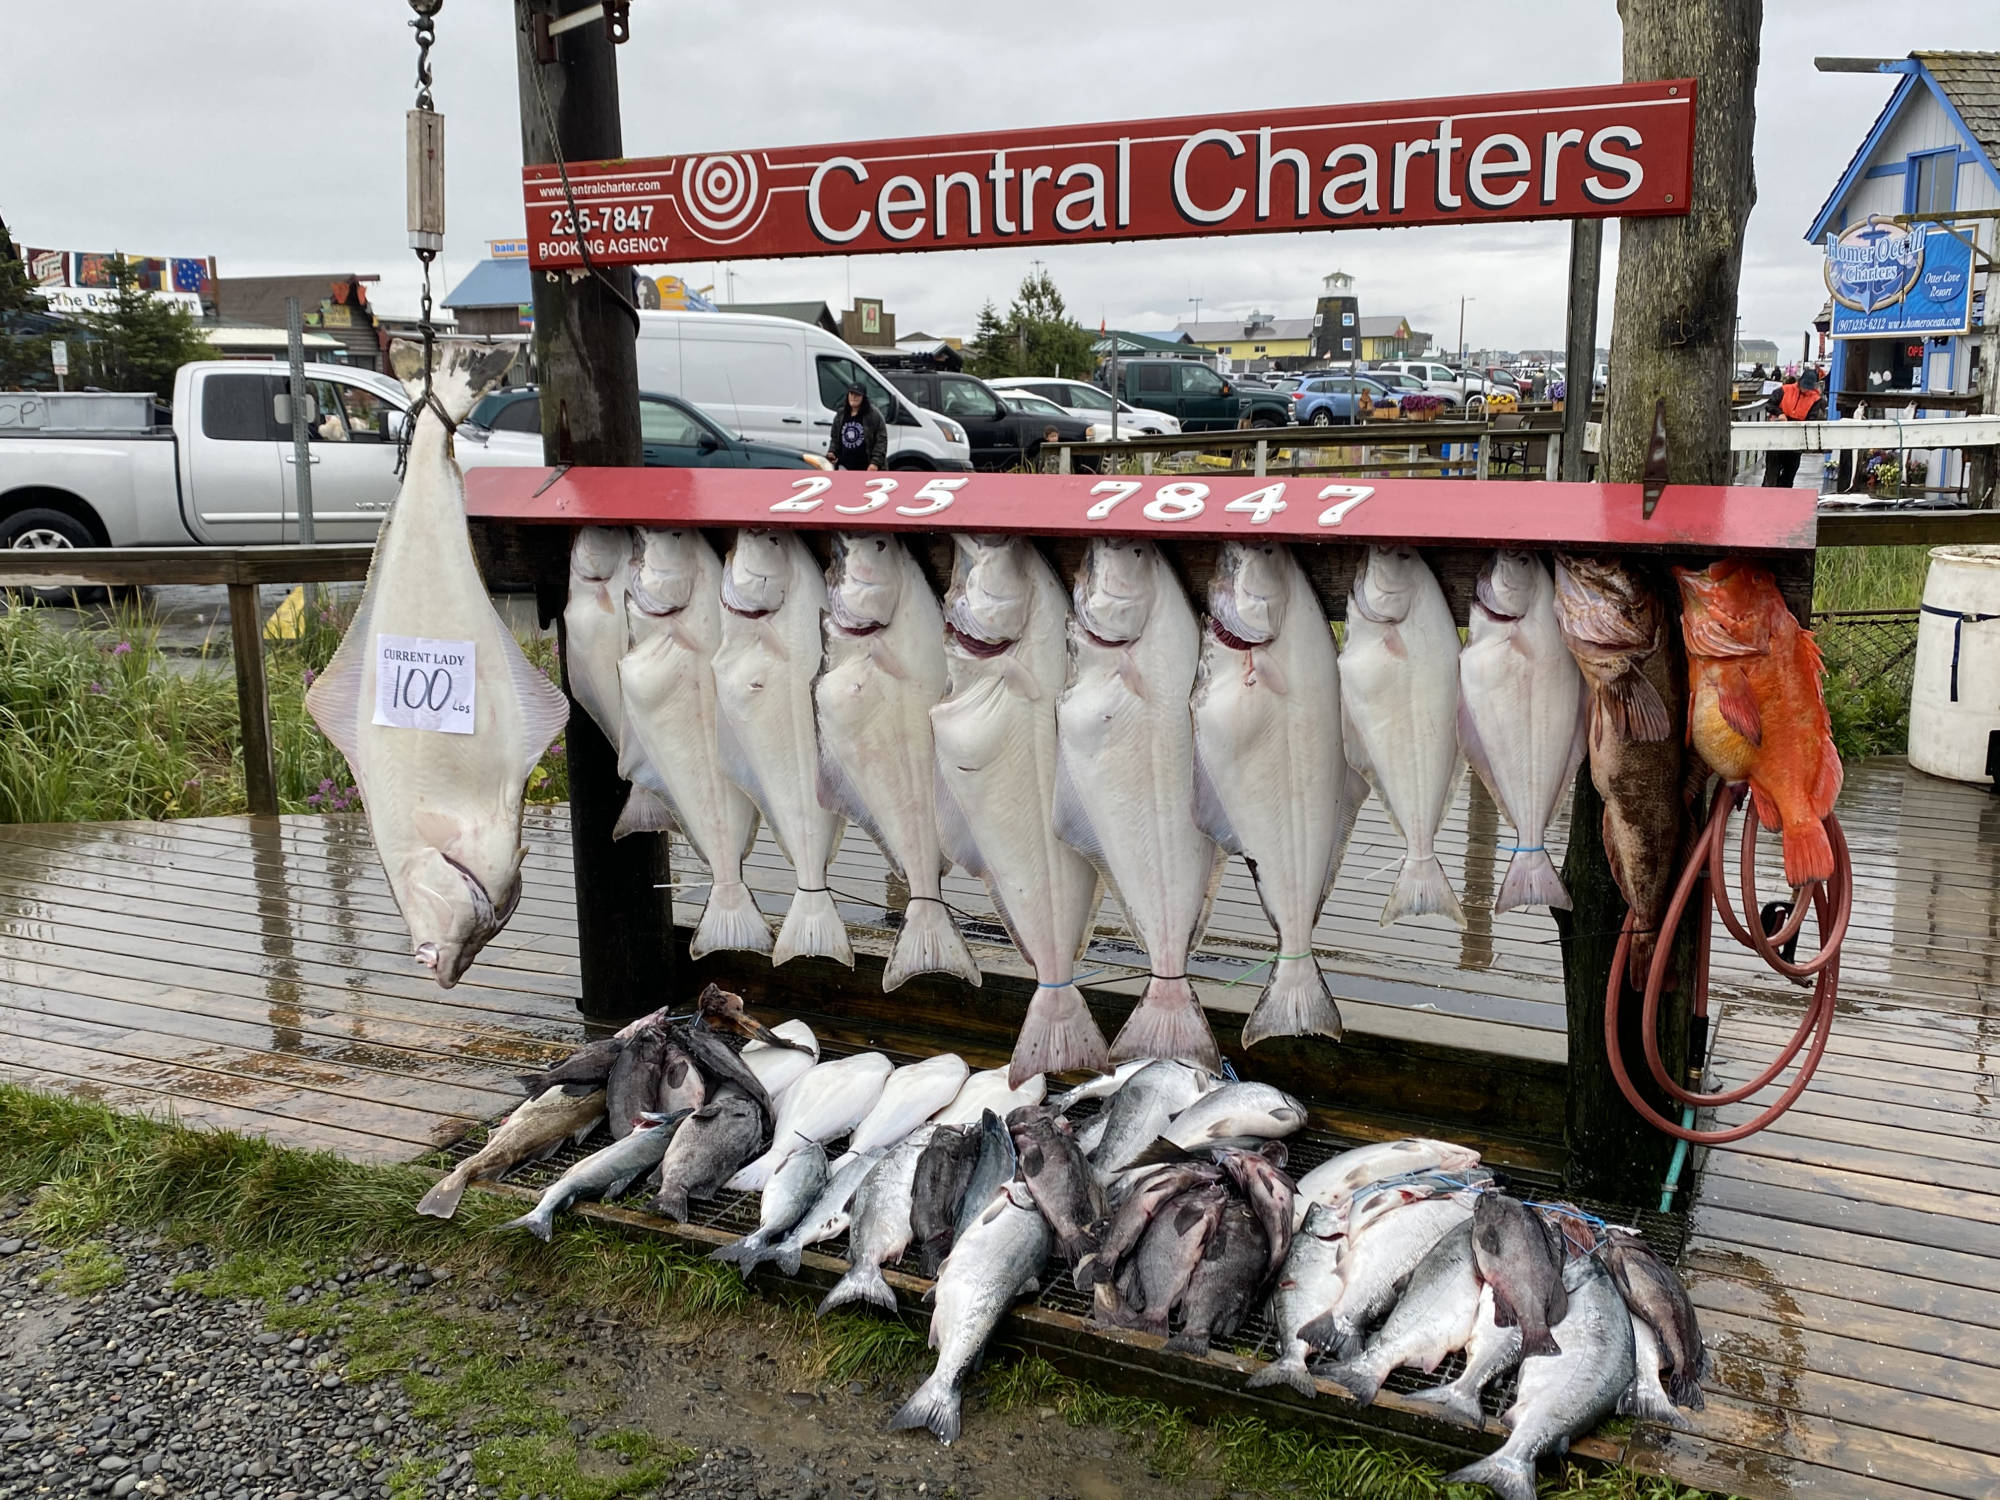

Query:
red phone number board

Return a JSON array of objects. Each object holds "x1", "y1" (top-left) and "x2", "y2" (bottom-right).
[{"x1": 461, "y1": 467, "x2": 1817, "y2": 555}]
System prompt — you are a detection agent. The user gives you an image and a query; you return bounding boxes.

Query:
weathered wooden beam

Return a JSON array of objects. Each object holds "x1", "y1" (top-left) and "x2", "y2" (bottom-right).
[
  {"x1": 0, "y1": 544, "x2": 374, "y2": 589},
  {"x1": 225, "y1": 581, "x2": 279, "y2": 819}
]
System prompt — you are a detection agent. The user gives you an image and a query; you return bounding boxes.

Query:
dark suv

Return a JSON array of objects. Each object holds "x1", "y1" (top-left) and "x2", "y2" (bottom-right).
[{"x1": 880, "y1": 369, "x2": 1090, "y2": 471}]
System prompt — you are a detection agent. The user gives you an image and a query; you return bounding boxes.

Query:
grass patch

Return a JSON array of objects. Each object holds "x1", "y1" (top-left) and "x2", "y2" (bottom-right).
[
  {"x1": 1813, "y1": 545, "x2": 1931, "y2": 615},
  {"x1": 0, "y1": 595, "x2": 567, "y2": 823},
  {"x1": 2, "y1": 1082, "x2": 1736, "y2": 1500},
  {"x1": 49, "y1": 1238, "x2": 126, "y2": 1296}
]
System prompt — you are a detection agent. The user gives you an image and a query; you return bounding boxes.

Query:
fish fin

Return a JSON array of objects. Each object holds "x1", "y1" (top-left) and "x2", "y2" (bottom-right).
[
  {"x1": 1317, "y1": 1357, "x2": 1386, "y2": 1406},
  {"x1": 818, "y1": 1266, "x2": 896, "y2": 1316},
  {"x1": 1161, "y1": 1329, "x2": 1212, "y2": 1357},
  {"x1": 1456, "y1": 693, "x2": 1505, "y2": 809},
  {"x1": 690, "y1": 881, "x2": 775, "y2": 959},
  {"x1": 1518, "y1": 1323, "x2": 1562, "y2": 1358},
  {"x1": 415, "y1": 1168, "x2": 469, "y2": 1219},
  {"x1": 1190, "y1": 742, "x2": 1243, "y2": 854},
  {"x1": 650, "y1": 1186, "x2": 690, "y2": 1222},
  {"x1": 724, "y1": 1151, "x2": 777, "y2": 1194},
  {"x1": 815, "y1": 739, "x2": 896, "y2": 868},
  {"x1": 1620, "y1": 1375, "x2": 1689, "y2": 1429},
  {"x1": 1603, "y1": 668, "x2": 1673, "y2": 744},
  {"x1": 1810, "y1": 735, "x2": 1844, "y2": 819},
  {"x1": 774, "y1": 887, "x2": 854, "y2": 969},
  {"x1": 496, "y1": 1208, "x2": 553, "y2": 1243},
  {"x1": 1244, "y1": 1352, "x2": 1318, "y2": 1398},
  {"x1": 1124, "y1": 1136, "x2": 1200, "y2": 1171},
  {"x1": 495, "y1": 626, "x2": 572, "y2": 778},
  {"x1": 1249, "y1": 645, "x2": 1288, "y2": 696},
  {"x1": 1381, "y1": 855, "x2": 1465, "y2": 929},
  {"x1": 1110, "y1": 977, "x2": 1222, "y2": 1073},
  {"x1": 1442, "y1": 1453, "x2": 1536, "y2": 1500},
  {"x1": 714, "y1": 711, "x2": 773, "y2": 828},
  {"x1": 776, "y1": 1243, "x2": 805, "y2": 1278},
  {"x1": 390, "y1": 339, "x2": 515, "y2": 424},
  {"x1": 1402, "y1": 1380, "x2": 1485, "y2": 1430},
  {"x1": 1716, "y1": 665, "x2": 1763, "y2": 747},
  {"x1": 1296, "y1": 1311, "x2": 1340, "y2": 1353},
  {"x1": 1780, "y1": 815, "x2": 1836, "y2": 888},
  {"x1": 887, "y1": 1372, "x2": 962, "y2": 1444},
  {"x1": 1489, "y1": 1287, "x2": 1520, "y2": 1328},
  {"x1": 1669, "y1": 1362, "x2": 1708, "y2": 1411},
  {"x1": 1496, "y1": 848, "x2": 1570, "y2": 914},
  {"x1": 612, "y1": 785, "x2": 677, "y2": 840},
  {"x1": 1010, "y1": 982, "x2": 1110, "y2": 1087},
  {"x1": 883, "y1": 898, "x2": 982, "y2": 991},
  {"x1": 931, "y1": 767, "x2": 986, "y2": 880},
  {"x1": 302, "y1": 588, "x2": 375, "y2": 770},
  {"x1": 1240, "y1": 954, "x2": 1343, "y2": 1047},
  {"x1": 1326, "y1": 767, "x2": 1371, "y2": 900},
  {"x1": 1051, "y1": 745, "x2": 1107, "y2": 867}
]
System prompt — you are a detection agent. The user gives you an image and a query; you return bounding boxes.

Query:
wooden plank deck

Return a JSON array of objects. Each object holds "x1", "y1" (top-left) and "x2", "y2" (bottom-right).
[{"x1": 1, "y1": 757, "x2": 1996, "y2": 1499}]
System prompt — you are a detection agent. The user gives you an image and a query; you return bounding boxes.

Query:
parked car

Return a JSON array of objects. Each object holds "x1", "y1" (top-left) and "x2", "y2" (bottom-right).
[
  {"x1": 460, "y1": 388, "x2": 828, "y2": 469},
  {"x1": 632, "y1": 310, "x2": 972, "y2": 471},
  {"x1": 1364, "y1": 368, "x2": 1457, "y2": 406},
  {"x1": 880, "y1": 368, "x2": 1090, "y2": 471},
  {"x1": 1293, "y1": 374, "x2": 1402, "y2": 426},
  {"x1": 996, "y1": 389, "x2": 1114, "y2": 443},
  {"x1": 1102, "y1": 358, "x2": 1294, "y2": 430},
  {"x1": 987, "y1": 376, "x2": 1181, "y2": 435},
  {"x1": 0, "y1": 360, "x2": 500, "y2": 549}
]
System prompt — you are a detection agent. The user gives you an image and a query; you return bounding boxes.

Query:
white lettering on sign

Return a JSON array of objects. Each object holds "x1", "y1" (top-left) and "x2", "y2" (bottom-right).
[
  {"x1": 373, "y1": 635, "x2": 476, "y2": 734},
  {"x1": 896, "y1": 477, "x2": 966, "y2": 517},
  {"x1": 1315, "y1": 484, "x2": 1374, "y2": 527},
  {"x1": 772, "y1": 475, "x2": 833, "y2": 512}
]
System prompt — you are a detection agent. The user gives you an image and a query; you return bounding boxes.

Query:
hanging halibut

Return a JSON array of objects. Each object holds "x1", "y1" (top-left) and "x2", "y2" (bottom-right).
[
  {"x1": 712, "y1": 529, "x2": 851, "y2": 967},
  {"x1": 1192, "y1": 540, "x2": 1367, "y2": 1046},
  {"x1": 815, "y1": 534, "x2": 980, "y2": 990},
  {"x1": 1057, "y1": 538, "x2": 1224, "y2": 1073},
  {"x1": 616, "y1": 527, "x2": 772, "y2": 957},
  {"x1": 561, "y1": 527, "x2": 633, "y2": 750},
  {"x1": 305, "y1": 342, "x2": 567, "y2": 987},
  {"x1": 1339, "y1": 545, "x2": 1467, "y2": 928},
  {"x1": 1458, "y1": 551, "x2": 1588, "y2": 913},
  {"x1": 931, "y1": 536, "x2": 1106, "y2": 1086}
]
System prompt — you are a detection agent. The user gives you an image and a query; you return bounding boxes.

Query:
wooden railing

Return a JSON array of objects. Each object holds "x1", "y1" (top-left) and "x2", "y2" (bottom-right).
[
  {"x1": 4, "y1": 512, "x2": 1998, "y2": 817},
  {"x1": 1046, "y1": 414, "x2": 1565, "y2": 479},
  {"x1": 0, "y1": 545, "x2": 373, "y2": 817}
]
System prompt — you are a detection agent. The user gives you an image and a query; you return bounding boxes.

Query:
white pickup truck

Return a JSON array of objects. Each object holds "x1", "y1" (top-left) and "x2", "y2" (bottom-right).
[{"x1": 0, "y1": 361, "x2": 531, "y2": 551}]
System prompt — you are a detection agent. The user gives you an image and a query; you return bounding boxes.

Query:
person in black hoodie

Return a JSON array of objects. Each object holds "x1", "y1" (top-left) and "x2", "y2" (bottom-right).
[{"x1": 827, "y1": 383, "x2": 886, "y2": 470}]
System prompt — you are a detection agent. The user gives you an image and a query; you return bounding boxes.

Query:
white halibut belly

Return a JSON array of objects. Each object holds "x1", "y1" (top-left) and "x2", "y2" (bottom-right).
[
  {"x1": 714, "y1": 632, "x2": 842, "y2": 877},
  {"x1": 1341, "y1": 622, "x2": 1460, "y2": 847},
  {"x1": 621, "y1": 633, "x2": 755, "y2": 872},
  {"x1": 1460, "y1": 613, "x2": 1582, "y2": 835},
  {"x1": 816, "y1": 650, "x2": 943, "y2": 886}
]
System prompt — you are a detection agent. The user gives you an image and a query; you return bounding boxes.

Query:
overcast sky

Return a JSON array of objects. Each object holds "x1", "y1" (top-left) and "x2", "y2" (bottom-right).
[{"x1": 4, "y1": 1, "x2": 1993, "y2": 356}]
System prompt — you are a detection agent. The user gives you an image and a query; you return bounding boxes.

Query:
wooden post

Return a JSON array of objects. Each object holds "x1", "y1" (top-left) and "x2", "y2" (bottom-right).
[
  {"x1": 514, "y1": 0, "x2": 673, "y2": 1022},
  {"x1": 1561, "y1": 220, "x2": 1603, "y2": 483},
  {"x1": 227, "y1": 581, "x2": 279, "y2": 819},
  {"x1": 1559, "y1": 0, "x2": 1760, "y2": 1202},
  {"x1": 1972, "y1": 235, "x2": 1999, "y2": 508}
]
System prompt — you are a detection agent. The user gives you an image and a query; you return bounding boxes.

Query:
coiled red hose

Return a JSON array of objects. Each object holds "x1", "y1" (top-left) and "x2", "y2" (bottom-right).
[{"x1": 1603, "y1": 785, "x2": 1852, "y2": 1145}]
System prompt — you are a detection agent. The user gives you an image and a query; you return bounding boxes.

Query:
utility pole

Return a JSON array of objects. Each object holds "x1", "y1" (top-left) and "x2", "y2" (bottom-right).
[
  {"x1": 1561, "y1": 221, "x2": 1603, "y2": 481},
  {"x1": 513, "y1": 0, "x2": 670, "y2": 1023},
  {"x1": 1557, "y1": 0, "x2": 1762, "y2": 1200}
]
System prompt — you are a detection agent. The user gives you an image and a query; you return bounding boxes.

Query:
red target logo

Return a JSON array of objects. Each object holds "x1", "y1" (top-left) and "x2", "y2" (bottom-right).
[{"x1": 678, "y1": 154, "x2": 767, "y2": 241}]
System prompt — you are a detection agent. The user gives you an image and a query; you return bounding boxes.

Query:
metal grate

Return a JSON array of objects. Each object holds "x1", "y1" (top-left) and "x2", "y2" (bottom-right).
[
  {"x1": 443, "y1": 1041, "x2": 1688, "y2": 1429},
  {"x1": 1813, "y1": 608, "x2": 1921, "y2": 702}
]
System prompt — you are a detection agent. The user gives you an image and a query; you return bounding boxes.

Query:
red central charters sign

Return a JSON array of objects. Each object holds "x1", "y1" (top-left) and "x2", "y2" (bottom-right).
[{"x1": 523, "y1": 81, "x2": 1695, "y2": 268}]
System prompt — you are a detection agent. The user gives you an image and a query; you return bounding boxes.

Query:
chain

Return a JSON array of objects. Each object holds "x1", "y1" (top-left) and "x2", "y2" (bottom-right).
[{"x1": 399, "y1": 0, "x2": 451, "y2": 477}]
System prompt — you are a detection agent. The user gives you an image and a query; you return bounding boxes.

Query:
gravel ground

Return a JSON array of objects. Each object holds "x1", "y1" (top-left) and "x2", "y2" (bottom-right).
[{"x1": 0, "y1": 1207, "x2": 1217, "y2": 1500}]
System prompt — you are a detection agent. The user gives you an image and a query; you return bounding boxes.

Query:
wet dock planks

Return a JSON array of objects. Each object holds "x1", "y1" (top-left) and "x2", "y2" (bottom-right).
[{"x1": 1, "y1": 758, "x2": 1998, "y2": 1499}]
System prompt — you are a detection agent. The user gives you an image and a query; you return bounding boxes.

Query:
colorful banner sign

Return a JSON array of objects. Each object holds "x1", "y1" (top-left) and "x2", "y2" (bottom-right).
[
  {"x1": 1826, "y1": 217, "x2": 1974, "y2": 339},
  {"x1": 462, "y1": 463, "x2": 1814, "y2": 556},
  {"x1": 522, "y1": 81, "x2": 1696, "y2": 268},
  {"x1": 20, "y1": 248, "x2": 215, "y2": 295}
]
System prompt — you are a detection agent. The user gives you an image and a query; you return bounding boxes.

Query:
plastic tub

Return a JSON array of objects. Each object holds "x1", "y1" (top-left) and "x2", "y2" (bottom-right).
[{"x1": 1909, "y1": 544, "x2": 2000, "y2": 784}]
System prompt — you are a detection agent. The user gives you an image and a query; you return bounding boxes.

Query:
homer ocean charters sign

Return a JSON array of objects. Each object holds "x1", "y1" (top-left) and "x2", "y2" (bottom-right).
[
  {"x1": 1825, "y1": 214, "x2": 1974, "y2": 339},
  {"x1": 522, "y1": 81, "x2": 1695, "y2": 267}
]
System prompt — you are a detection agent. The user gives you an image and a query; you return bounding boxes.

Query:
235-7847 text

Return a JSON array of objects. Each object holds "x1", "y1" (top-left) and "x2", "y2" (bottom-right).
[{"x1": 765, "y1": 475, "x2": 1374, "y2": 528}]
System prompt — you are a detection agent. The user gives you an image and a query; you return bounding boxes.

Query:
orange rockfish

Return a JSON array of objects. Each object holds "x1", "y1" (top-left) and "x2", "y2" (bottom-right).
[{"x1": 1672, "y1": 561, "x2": 1842, "y2": 886}]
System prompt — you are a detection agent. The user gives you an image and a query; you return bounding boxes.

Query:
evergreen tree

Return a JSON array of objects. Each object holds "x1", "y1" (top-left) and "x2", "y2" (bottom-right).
[
  {"x1": 962, "y1": 299, "x2": 1014, "y2": 378},
  {"x1": 68, "y1": 255, "x2": 212, "y2": 399},
  {"x1": 962, "y1": 272, "x2": 1099, "y2": 381}
]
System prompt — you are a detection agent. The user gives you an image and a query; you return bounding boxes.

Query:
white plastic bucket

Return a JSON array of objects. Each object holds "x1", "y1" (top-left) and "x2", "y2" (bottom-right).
[{"x1": 1909, "y1": 544, "x2": 2000, "y2": 784}]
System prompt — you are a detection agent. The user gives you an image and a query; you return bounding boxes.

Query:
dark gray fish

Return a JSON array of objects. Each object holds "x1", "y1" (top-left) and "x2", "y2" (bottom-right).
[
  {"x1": 1599, "y1": 1227, "x2": 1708, "y2": 1409},
  {"x1": 1444, "y1": 1257, "x2": 1634, "y2": 1500},
  {"x1": 657, "y1": 1040, "x2": 707, "y2": 1117},
  {"x1": 1472, "y1": 1193, "x2": 1568, "y2": 1358},
  {"x1": 910, "y1": 1122, "x2": 981, "y2": 1277},
  {"x1": 1162, "y1": 1197, "x2": 1268, "y2": 1356},
  {"x1": 1214, "y1": 1146, "x2": 1295, "y2": 1279},
  {"x1": 606, "y1": 1021, "x2": 674, "y2": 1139},
  {"x1": 1076, "y1": 1161, "x2": 1225, "y2": 1292},
  {"x1": 516, "y1": 1036, "x2": 623, "y2": 1097},
  {"x1": 955, "y1": 1110, "x2": 1017, "y2": 1242},
  {"x1": 649, "y1": 1088, "x2": 763, "y2": 1222},
  {"x1": 1102, "y1": 1183, "x2": 1228, "y2": 1336},
  {"x1": 672, "y1": 1021, "x2": 776, "y2": 1132},
  {"x1": 1013, "y1": 1110, "x2": 1104, "y2": 1266},
  {"x1": 499, "y1": 1111, "x2": 679, "y2": 1241}
]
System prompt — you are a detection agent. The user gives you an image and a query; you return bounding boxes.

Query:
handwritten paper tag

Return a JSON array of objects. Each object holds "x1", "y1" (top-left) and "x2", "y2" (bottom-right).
[{"x1": 372, "y1": 635, "x2": 476, "y2": 734}]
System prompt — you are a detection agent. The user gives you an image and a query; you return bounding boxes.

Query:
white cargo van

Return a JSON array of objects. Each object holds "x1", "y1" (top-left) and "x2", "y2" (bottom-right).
[{"x1": 633, "y1": 311, "x2": 973, "y2": 470}]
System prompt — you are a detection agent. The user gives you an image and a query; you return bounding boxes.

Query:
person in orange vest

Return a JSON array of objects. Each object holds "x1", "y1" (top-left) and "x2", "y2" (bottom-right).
[{"x1": 1762, "y1": 366, "x2": 1827, "y2": 487}]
